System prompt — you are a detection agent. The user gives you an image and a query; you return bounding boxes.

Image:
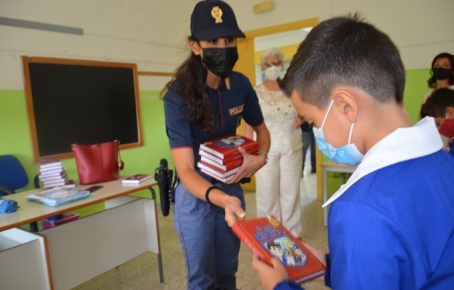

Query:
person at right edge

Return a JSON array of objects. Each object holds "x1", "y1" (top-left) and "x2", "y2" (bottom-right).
[
  {"x1": 420, "y1": 88, "x2": 454, "y2": 158},
  {"x1": 162, "y1": 1, "x2": 271, "y2": 290},
  {"x1": 423, "y1": 52, "x2": 454, "y2": 101},
  {"x1": 251, "y1": 14, "x2": 454, "y2": 290}
]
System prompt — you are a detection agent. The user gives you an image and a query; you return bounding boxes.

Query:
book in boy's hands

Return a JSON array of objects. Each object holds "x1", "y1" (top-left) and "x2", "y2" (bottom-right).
[
  {"x1": 121, "y1": 174, "x2": 153, "y2": 184},
  {"x1": 27, "y1": 187, "x2": 92, "y2": 207},
  {"x1": 232, "y1": 215, "x2": 326, "y2": 283},
  {"x1": 200, "y1": 134, "x2": 259, "y2": 160}
]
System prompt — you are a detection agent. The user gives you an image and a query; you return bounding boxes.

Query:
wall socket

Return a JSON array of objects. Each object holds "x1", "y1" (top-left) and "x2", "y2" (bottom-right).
[{"x1": 253, "y1": 1, "x2": 275, "y2": 13}]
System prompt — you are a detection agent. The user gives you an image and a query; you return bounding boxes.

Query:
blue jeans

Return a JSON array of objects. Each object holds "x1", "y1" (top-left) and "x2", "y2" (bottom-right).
[{"x1": 174, "y1": 182, "x2": 244, "y2": 290}]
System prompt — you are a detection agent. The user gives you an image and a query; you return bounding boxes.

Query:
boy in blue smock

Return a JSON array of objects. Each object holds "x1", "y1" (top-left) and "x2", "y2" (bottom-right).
[{"x1": 252, "y1": 14, "x2": 454, "y2": 290}]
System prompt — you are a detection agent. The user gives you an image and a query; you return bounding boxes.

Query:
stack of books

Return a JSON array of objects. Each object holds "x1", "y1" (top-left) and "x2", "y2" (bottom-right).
[
  {"x1": 27, "y1": 187, "x2": 92, "y2": 207},
  {"x1": 39, "y1": 160, "x2": 74, "y2": 189},
  {"x1": 197, "y1": 134, "x2": 259, "y2": 183}
]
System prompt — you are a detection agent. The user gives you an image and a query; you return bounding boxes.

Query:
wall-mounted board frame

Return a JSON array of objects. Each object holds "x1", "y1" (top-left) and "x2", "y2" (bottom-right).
[{"x1": 22, "y1": 56, "x2": 143, "y2": 163}]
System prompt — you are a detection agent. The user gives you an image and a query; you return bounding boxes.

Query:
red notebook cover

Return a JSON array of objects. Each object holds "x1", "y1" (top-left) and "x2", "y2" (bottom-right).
[
  {"x1": 199, "y1": 147, "x2": 259, "y2": 165},
  {"x1": 121, "y1": 174, "x2": 153, "y2": 184},
  {"x1": 200, "y1": 169, "x2": 236, "y2": 183},
  {"x1": 199, "y1": 134, "x2": 259, "y2": 160},
  {"x1": 199, "y1": 158, "x2": 243, "y2": 172},
  {"x1": 232, "y1": 215, "x2": 326, "y2": 283},
  {"x1": 197, "y1": 161, "x2": 241, "y2": 178}
]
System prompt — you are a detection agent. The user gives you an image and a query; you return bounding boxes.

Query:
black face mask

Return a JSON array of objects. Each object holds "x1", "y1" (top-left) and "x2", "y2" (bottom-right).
[
  {"x1": 433, "y1": 68, "x2": 452, "y2": 80},
  {"x1": 202, "y1": 47, "x2": 238, "y2": 78}
]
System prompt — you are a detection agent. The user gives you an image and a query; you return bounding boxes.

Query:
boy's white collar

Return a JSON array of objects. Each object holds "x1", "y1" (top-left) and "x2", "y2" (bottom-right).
[{"x1": 323, "y1": 117, "x2": 443, "y2": 207}]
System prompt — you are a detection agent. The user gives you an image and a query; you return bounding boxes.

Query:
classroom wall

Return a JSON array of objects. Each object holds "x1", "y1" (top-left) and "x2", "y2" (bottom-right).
[
  {"x1": 0, "y1": 0, "x2": 453, "y2": 193},
  {"x1": 0, "y1": 89, "x2": 172, "y2": 196},
  {"x1": 231, "y1": 0, "x2": 454, "y2": 70}
]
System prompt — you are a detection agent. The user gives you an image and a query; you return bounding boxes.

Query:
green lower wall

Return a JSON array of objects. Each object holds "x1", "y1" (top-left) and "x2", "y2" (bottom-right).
[
  {"x1": 0, "y1": 90, "x2": 173, "y2": 202},
  {"x1": 404, "y1": 68, "x2": 430, "y2": 122}
]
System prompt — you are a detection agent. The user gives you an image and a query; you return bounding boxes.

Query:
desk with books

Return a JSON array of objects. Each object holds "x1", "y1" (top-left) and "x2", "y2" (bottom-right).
[{"x1": 0, "y1": 178, "x2": 163, "y2": 290}]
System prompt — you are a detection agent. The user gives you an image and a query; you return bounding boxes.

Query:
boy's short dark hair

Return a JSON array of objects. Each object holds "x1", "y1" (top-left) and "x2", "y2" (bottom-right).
[
  {"x1": 420, "y1": 88, "x2": 454, "y2": 118},
  {"x1": 280, "y1": 14, "x2": 405, "y2": 108}
]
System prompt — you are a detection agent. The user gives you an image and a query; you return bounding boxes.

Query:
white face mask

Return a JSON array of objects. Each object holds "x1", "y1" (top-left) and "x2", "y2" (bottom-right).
[{"x1": 264, "y1": 66, "x2": 282, "y2": 81}]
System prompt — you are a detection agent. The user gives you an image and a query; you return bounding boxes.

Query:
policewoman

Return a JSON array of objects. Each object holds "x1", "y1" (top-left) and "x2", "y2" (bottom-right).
[{"x1": 162, "y1": 1, "x2": 271, "y2": 289}]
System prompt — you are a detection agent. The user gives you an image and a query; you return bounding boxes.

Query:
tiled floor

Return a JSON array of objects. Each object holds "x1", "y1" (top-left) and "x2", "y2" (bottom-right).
[{"x1": 71, "y1": 166, "x2": 329, "y2": 290}]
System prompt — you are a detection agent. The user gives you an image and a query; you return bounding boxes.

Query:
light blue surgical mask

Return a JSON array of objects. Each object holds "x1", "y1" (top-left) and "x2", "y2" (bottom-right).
[{"x1": 313, "y1": 100, "x2": 364, "y2": 166}]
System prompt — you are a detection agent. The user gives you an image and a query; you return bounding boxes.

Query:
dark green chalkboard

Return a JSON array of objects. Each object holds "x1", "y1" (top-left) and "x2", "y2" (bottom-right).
[{"x1": 22, "y1": 56, "x2": 143, "y2": 163}]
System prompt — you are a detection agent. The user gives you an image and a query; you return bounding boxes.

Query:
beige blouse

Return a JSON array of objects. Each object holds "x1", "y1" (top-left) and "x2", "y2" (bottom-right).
[{"x1": 255, "y1": 83, "x2": 302, "y2": 153}]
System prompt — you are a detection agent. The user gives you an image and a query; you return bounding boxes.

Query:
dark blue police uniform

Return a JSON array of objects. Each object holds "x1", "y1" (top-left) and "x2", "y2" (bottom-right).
[{"x1": 164, "y1": 71, "x2": 264, "y2": 290}]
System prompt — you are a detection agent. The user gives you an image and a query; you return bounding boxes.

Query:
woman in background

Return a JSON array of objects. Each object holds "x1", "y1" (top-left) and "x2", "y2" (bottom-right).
[
  {"x1": 424, "y1": 52, "x2": 454, "y2": 100},
  {"x1": 245, "y1": 47, "x2": 303, "y2": 238}
]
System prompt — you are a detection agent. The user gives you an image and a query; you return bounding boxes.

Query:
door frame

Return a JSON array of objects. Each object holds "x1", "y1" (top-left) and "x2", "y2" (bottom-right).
[{"x1": 235, "y1": 17, "x2": 323, "y2": 200}]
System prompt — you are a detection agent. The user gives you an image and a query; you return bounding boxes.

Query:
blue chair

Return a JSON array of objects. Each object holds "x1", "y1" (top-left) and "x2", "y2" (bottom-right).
[
  {"x1": 0, "y1": 155, "x2": 40, "y2": 231},
  {"x1": 0, "y1": 155, "x2": 30, "y2": 196}
]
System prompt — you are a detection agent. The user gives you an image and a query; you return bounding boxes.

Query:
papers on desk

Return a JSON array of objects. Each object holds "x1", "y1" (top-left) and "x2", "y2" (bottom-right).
[{"x1": 27, "y1": 187, "x2": 93, "y2": 207}]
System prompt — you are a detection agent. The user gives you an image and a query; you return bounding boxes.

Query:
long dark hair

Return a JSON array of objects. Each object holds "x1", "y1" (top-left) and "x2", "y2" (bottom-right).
[
  {"x1": 427, "y1": 52, "x2": 454, "y2": 88},
  {"x1": 161, "y1": 36, "x2": 218, "y2": 134}
]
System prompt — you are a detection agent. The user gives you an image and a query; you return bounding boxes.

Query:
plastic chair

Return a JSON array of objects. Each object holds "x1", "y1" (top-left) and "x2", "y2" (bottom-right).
[
  {"x1": 0, "y1": 155, "x2": 40, "y2": 231},
  {"x1": 0, "y1": 155, "x2": 29, "y2": 196}
]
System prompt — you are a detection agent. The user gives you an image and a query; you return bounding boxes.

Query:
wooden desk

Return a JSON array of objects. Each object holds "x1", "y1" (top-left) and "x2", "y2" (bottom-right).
[
  {"x1": 321, "y1": 161, "x2": 356, "y2": 227},
  {"x1": 0, "y1": 178, "x2": 163, "y2": 290}
]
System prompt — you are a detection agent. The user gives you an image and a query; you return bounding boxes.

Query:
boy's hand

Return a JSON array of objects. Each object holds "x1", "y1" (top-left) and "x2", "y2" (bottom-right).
[
  {"x1": 302, "y1": 242, "x2": 326, "y2": 282},
  {"x1": 252, "y1": 256, "x2": 289, "y2": 290}
]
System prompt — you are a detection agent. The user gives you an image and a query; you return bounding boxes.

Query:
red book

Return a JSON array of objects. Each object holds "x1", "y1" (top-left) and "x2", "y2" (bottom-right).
[
  {"x1": 121, "y1": 174, "x2": 153, "y2": 184},
  {"x1": 197, "y1": 161, "x2": 240, "y2": 178},
  {"x1": 200, "y1": 134, "x2": 259, "y2": 160},
  {"x1": 199, "y1": 157, "x2": 244, "y2": 172},
  {"x1": 232, "y1": 215, "x2": 326, "y2": 283},
  {"x1": 200, "y1": 169, "x2": 236, "y2": 183},
  {"x1": 199, "y1": 147, "x2": 259, "y2": 165}
]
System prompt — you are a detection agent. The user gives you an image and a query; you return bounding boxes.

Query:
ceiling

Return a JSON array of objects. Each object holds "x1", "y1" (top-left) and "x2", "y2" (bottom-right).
[{"x1": 254, "y1": 27, "x2": 312, "y2": 52}]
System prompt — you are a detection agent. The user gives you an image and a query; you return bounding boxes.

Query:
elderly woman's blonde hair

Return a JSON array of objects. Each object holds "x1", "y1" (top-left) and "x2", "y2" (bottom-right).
[{"x1": 260, "y1": 47, "x2": 284, "y2": 65}]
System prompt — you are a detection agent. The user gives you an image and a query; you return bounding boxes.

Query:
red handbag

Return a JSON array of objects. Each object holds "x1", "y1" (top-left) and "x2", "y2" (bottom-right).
[{"x1": 72, "y1": 140, "x2": 124, "y2": 185}]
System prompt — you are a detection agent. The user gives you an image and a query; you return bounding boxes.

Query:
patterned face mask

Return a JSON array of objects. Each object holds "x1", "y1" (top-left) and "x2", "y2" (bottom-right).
[{"x1": 264, "y1": 66, "x2": 282, "y2": 81}]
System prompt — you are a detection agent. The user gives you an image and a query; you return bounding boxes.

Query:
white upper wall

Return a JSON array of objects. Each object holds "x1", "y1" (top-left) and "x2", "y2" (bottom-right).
[{"x1": 1, "y1": 0, "x2": 453, "y2": 90}]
